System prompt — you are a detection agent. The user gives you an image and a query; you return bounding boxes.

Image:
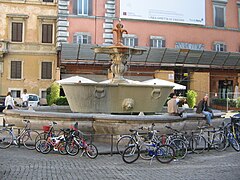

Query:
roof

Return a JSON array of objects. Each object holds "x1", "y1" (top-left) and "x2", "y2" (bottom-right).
[{"x1": 60, "y1": 44, "x2": 240, "y2": 70}]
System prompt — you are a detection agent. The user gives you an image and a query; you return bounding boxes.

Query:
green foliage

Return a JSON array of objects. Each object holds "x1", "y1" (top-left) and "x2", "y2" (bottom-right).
[
  {"x1": 56, "y1": 96, "x2": 69, "y2": 105},
  {"x1": 46, "y1": 86, "x2": 51, "y2": 105},
  {"x1": 186, "y1": 90, "x2": 198, "y2": 108},
  {"x1": 212, "y1": 98, "x2": 237, "y2": 107},
  {"x1": 48, "y1": 82, "x2": 60, "y2": 105},
  {"x1": 235, "y1": 98, "x2": 240, "y2": 108}
]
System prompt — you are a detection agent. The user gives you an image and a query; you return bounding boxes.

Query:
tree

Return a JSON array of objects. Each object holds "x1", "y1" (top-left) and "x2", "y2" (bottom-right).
[{"x1": 186, "y1": 90, "x2": 198, "y2": 108}]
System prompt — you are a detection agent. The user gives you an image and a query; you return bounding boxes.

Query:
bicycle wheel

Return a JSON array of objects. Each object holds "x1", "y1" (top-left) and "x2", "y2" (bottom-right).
[
  {"x1": 191, "y1": 135, "x2": 206, "y2": 154},
  {"x1": 85, "y1": 143, "x2": 98, "y2": 159},
  {"x1": 35, "y1": 132, "x2": 49, "y2": 152},
  {"x1": 213, "y1": 132, "x2": 227, "y2": 151},
  {"x1": 169, "y1": 139, "x2": 188, "y2": 159},
  {"x1": 229, "y1": 136, "x2": 240, "y2": 152},
  {"x1": 22, "y1": 130, "x2": 40, "y2": 150},
  {"x1": 122, "y1": 144, "x2": 139, "y2": 164},
  {"x1": 0, "y1": 129, "x2": 13, "y2": 149},
  {"x1": 38, "y1": 139, "x2": 52, "y2": 154},
  {"x1": 66, "y1": 139, "x2": 79, "y2": 156},
  {"x1": 155, "y1": 144, "x2": 175, "y2": 164},
  {"x1": 58, "y1": 141, "x2": 68, "y2": 155},
  {"x1": 139, "y1": 142, "x2": 154, "y2": 160},
  {"x1": 116, "y1": 135, "x2": 135, "y2": 155}
]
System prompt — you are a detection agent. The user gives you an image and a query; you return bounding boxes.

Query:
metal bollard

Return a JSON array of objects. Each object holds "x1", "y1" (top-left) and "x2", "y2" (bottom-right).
[
  {"x1": 110, "y1": 134, "x2": 113, "y2": 156},
  {"x1": 3, "y1": 118, "x2": 5, "y2": 127},
  {"x1": 18, "y1": 129, "x2": 21, "y2": 148},
  {"x1": 207, "y1": 130, "x2": 210, "y2": 151}
]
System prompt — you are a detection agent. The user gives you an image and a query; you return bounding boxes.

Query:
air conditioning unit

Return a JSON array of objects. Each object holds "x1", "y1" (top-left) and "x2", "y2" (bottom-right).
[{"x1": 0, "y1": 41, "x2": 8, "y2": 53}]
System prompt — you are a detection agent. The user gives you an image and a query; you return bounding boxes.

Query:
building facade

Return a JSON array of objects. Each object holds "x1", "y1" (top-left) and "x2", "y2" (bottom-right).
[
  {"x1": 0, "y1": 0, "x2": 59, "y2": 100},
  {"x1": 60, "y1": 0, "x2": 240, "y2": 103}
]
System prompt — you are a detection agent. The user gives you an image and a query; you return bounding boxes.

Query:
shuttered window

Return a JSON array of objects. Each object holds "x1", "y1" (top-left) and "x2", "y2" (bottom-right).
[
  {"x1": 73, "y1": 0, "x2": 92, "y2": 15},
  {"x1": 11, "y1": 22, "x2": 23, "y2": 42},
  {"x1": 41, "y1": 62, "x2": 52, "y2": 79},
  {"x1": 213, "y1": 43, "x2": 227, "y2": 52},
  {"x1": 150, "y1": 38, "x2": 166, "y2": 48},
  {"x1": 123, "y1": 37, "x2": 138, "y2": 47},
  {"x1": 42, "y1": 24, "x2": 53, "y2": 43},
  {"x1": 214, "y1": 5, "x2": 225, "y2": 27},
  {"x1": 11, "y1": 61, "x2": 22, "y2": 79},
  {"x1": 43, "y1": 0, "x2": 54, "y2": 2},
  {"x1": 73, "y1": 34, "x2": 91, "y2": 44}
]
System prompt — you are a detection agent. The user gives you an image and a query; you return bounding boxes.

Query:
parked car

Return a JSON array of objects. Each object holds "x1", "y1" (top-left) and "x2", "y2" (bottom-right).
[
  {"x1": 28, "y1": 94, "x2": 40, "y2": 107},
  {"x1": 0, "y1": 95, "x2": 6, "y2": 112}
]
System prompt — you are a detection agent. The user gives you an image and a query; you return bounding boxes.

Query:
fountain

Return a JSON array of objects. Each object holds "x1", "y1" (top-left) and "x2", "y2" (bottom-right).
[{"x1": 60, "y1": 21, "x2": 174, "y2": 113}]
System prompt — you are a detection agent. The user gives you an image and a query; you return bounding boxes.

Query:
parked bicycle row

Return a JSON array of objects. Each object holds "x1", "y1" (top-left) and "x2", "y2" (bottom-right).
[
  {"x1": 0, "y1": 113, "x2": 239, "y2": 164},
  {"x1": 0, "y1": 120, "x2": 98, "y2": 159},
  {"x1": 117, "y1": 114, "x2": 240, "y2": 164}
]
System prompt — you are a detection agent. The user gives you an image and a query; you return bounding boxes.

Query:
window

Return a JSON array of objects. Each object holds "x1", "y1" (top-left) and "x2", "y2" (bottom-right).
[
  {"x1": 42, "y1": 24, "x2": 53, "y2": 43},
  {"x1": 40, "y1": 90, "x2": 47, "y2": 99},
  {"x1": 214, "y1": 5, "x2": 226, "y2": 27},
  {"x1": 41, "y1": 62, "x2": 52, "y2": 79},
  {"x1": 213, "y1": 42, "x2": 227, "y2": 52},
  {"x1": 10, "y1": 90, "x2": 21, "y2": 98},
  {"x1": 72, "y1": 0, "x2": 92, "y2": 16},
  {"x1": 73, "y1": 33, "x2": 91, "y2": 44},
  {"x1": 11, "y1": 22, "x2": 23, "y2": 42},
  {"x1": 150, "y1": 37, "x2": 166, "y2": 48},
  {"x1": 123, "y1": 35, "x2": 138, "y2": 47},
  {"x1": 238, "y1": 6, "x2": 240, "y2": 27},
  {"x1": 10, "y1": 61, "x2": 22, "y2": 79}
]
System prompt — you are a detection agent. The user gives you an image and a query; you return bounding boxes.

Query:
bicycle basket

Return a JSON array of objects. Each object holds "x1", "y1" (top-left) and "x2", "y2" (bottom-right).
[{"x1": 43, "y1": 125, "x2": 51, "y2": 132}]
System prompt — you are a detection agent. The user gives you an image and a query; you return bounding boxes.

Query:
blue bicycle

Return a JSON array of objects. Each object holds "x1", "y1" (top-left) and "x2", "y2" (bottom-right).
[{"x1": 122, "y1": 140, "x2": 175, "y2": 164}]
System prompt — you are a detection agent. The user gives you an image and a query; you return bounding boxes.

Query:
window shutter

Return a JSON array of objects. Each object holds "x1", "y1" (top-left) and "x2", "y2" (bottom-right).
[
  {"x1": 223, "y1": 45, "x2": 227, "y2": 52},
  {"x1": 134, "y1": 38, "x2": 138, "y2": 47},
  {"x1": 73, "y1": 34, "x2": 78, "y2": 43},
  {"x1": 72, "y1": 0, "x2": 78, "y2": 15},
  {"x1": 17, "y1": 23, "x2": 22, "y2": 42},
  {"x1": 88, "y1": 0, "x2": 93, "y2": 16},
  {"x1": 41, "y1": 62, "x2": 52, "y2": 79},
  {"x1": 162, "y1": 40, "x2": 166, "y2": 48},
  {"x1": 150, "y1": 39, "x2": 153, "y2": 47},
  {"x1": 47, "y1": 25, "x2": 53, "y2": 43},
  {"x1": 212, "y1": 43, "x2": 216, "y2": 51},
  {"x1": 87, "y1": 35, "x2": 91, "y2": 44},
  {"x1": 11, "y1": 61, "x2": 21, "y2": 79}
]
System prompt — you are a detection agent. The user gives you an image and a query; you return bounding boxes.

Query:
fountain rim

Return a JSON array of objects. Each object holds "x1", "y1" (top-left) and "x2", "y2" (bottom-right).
[{"x1": 59, "y1": 81, "x2": 175, "y2": 88}]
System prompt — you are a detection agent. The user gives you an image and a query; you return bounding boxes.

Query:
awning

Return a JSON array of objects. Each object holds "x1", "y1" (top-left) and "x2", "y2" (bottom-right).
[
  {"x1": 142, "y1": 79, "x2": 186, "y2": 90},
  {"x1": 56, "y1": 76, "x2": 96, "y2": 84},
  {"x1": 60, "y1": 44, "x2": 240, "y2": 69}
]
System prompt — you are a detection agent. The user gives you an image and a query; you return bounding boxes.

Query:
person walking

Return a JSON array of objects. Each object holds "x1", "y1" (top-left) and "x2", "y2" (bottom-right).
[
  {"x1": 196, "y1": 95, "x2": 213, "y2": 126},
  {"x1": 5, "y1": 92, "x2": 15, "y2": 109},
  {"x1": 21, "y1": 89, "x2": 29, "y2": 107}
]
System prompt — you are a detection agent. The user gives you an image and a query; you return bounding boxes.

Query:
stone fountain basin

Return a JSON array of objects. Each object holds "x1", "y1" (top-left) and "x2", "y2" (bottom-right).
[
  {"x1": 93, "y1": 46, "x2": 146, "y2": 55},
  {"x1": 61, "y1": 82, "x2": 173, "y2": 113}
]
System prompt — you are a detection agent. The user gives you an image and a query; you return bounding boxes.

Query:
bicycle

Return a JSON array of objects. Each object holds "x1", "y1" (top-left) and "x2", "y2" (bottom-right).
[
  {"x1": 35, "y1": 121, "x2": 65, "y2": 152},
  {"x1": 65, "y1": 123, "x2": 98, "y2": 159},
  {"x1": 0, "y1": 119, "x2": 39, "y2": 150},
  {"x1": 116, "y1": 123, "x2": 155, "y2": 155},
  {"x1": 37, "y1": 128, "x2": 70, "y2": 155},
  {"x1": 224, "y1": 116, "x2": 240, "y2": 152},
  {"x1": 191, "y1": 125, "x2": 227, "y2": 154},
  {"x1": 122, "y1": 139, "x2": 175, "y2": 164}
]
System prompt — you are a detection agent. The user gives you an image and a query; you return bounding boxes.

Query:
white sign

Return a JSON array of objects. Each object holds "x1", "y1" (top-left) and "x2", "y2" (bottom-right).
[{"x1": 120, "y1": 0, "x2": 205, "y2": 25}]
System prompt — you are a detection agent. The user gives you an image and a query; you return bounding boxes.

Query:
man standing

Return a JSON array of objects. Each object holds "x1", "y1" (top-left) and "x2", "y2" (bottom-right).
[
  {"x1": 196, "y1": 95, "x2": 213, "y2": 126},
  {"x1": 21, "y1": 89, "x2": 29, "y2": 107}
]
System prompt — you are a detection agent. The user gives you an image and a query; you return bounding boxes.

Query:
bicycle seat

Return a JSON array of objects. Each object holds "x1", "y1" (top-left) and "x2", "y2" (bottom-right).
[
  {"x1": 53, "y1": 122, "x2": 57, "y2": 125},
  {"x1": 129, "y1": 129, "x2": 136, "y2": 133},
  {"x1": 23, "y1": 119, "x2": 30, "y2": 123}
]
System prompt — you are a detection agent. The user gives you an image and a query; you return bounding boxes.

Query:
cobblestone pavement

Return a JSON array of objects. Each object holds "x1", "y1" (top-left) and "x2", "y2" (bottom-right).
[{"x1": 0, "y1": 146, "x2": 240, "y2": 180}]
